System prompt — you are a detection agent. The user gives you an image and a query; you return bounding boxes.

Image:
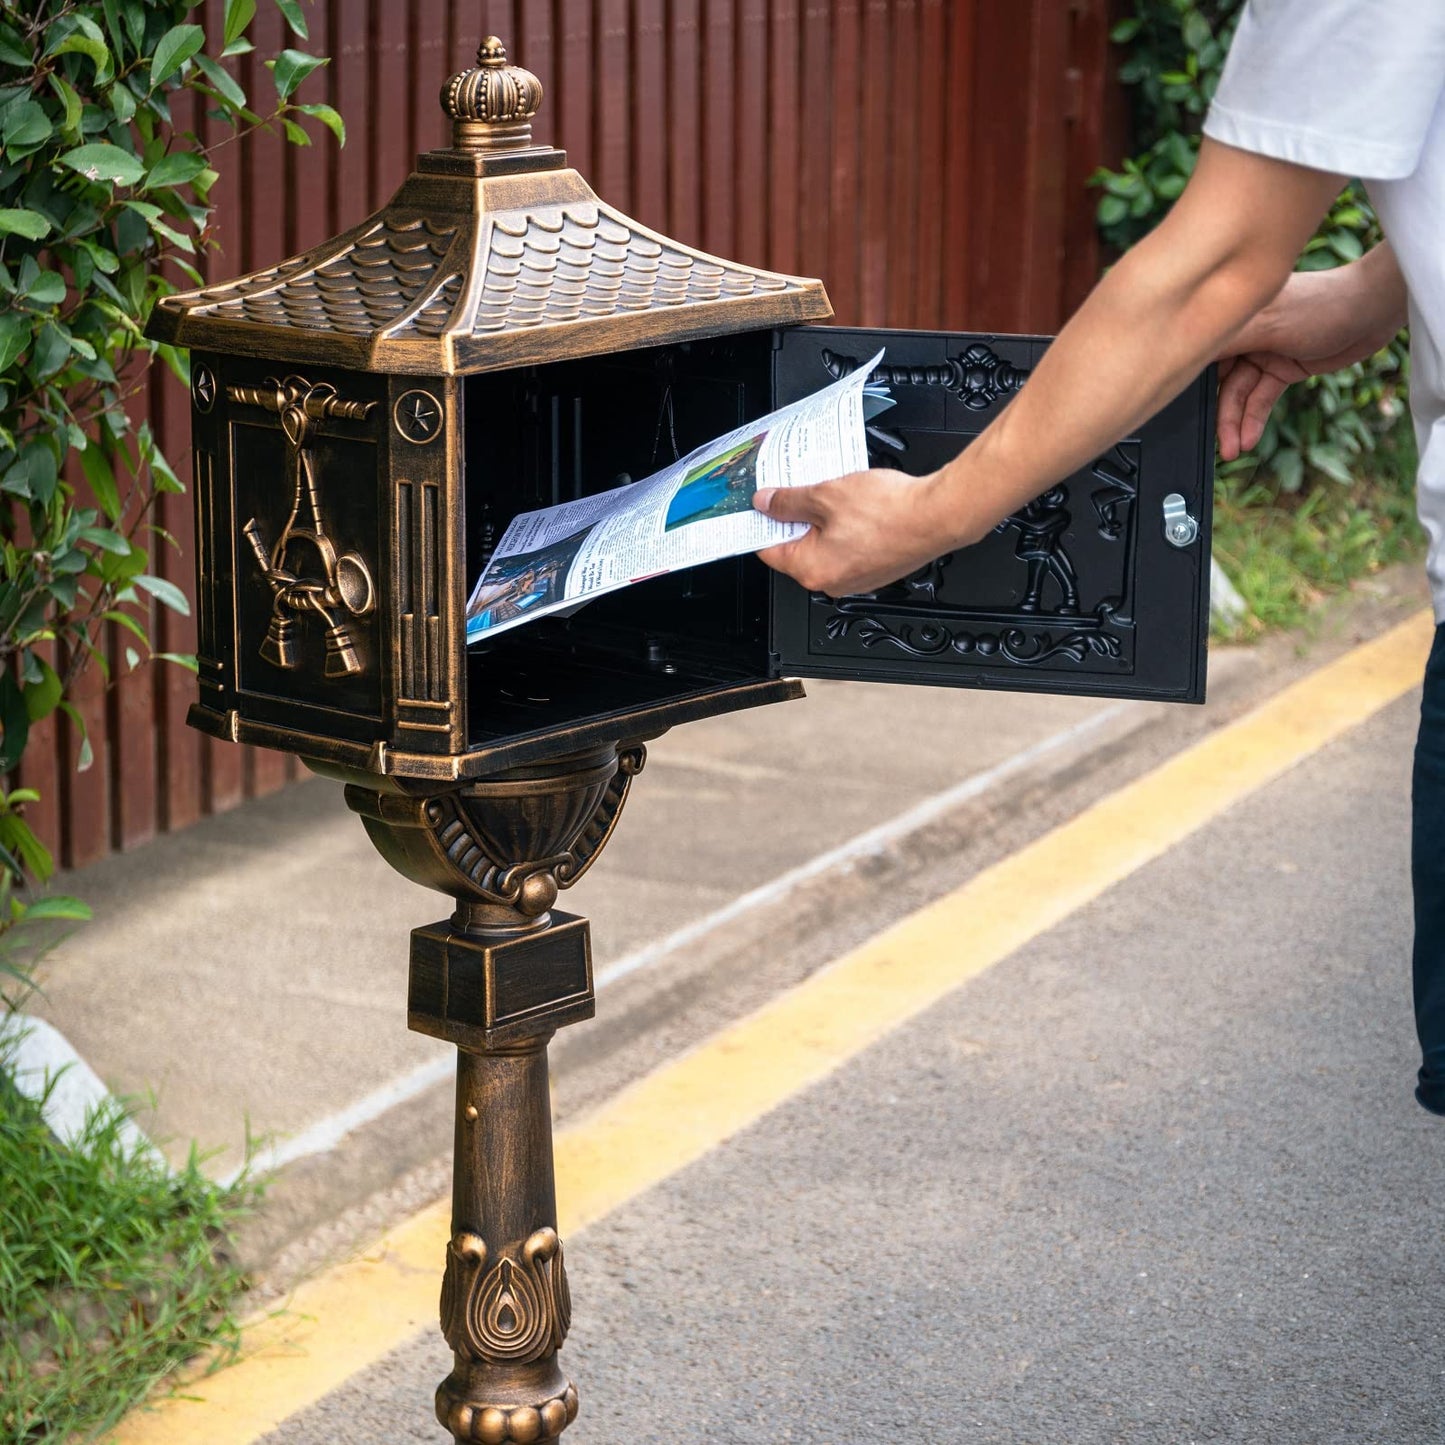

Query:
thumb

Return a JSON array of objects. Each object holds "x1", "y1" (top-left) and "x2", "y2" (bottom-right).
[{"x1": 753, "y1": 484, "x2": 826, "y2": 526}]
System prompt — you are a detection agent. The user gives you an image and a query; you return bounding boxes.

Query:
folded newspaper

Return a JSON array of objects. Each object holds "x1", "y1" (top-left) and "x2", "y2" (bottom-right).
[{"x1": 465, "y1": 351, "x2": 890, "y2": 642}]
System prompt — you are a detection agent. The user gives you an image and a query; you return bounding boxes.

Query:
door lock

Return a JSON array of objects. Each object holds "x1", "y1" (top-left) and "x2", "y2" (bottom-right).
[{"x1": 1163, "y1": 493, "x2": 1199, "y2": 548}]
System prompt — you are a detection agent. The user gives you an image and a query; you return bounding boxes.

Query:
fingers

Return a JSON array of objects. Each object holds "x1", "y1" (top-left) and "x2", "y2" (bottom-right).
[
  {"x1": 1238, "y1": 372, "x2": 1290, "y2": 453},
  {"x1": 1217, "y1": 356, "x2": 1262, "y2": 461},
  {"x1": 753, "y1": 484, "x2": 828, "y2": 527},
  {"x1": 1216, "y1": 353, "x2": 1299, "y2": 460}
]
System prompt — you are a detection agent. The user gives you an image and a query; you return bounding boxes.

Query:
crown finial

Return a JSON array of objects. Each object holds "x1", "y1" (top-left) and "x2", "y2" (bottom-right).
[{"x1": 442, "y1": 36, "x2": 543, "y2": 152}]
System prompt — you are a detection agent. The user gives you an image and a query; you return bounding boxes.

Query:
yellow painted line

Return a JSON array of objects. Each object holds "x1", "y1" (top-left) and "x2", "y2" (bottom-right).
[{"x1": 110, "y1": 609, "x2": 1434, "y2": 1445}]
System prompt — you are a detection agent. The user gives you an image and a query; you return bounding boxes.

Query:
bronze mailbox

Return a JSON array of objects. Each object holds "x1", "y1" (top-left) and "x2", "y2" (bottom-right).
[{"x1": 148, "y1": 34, "x2": 1215, "y2": 1445}]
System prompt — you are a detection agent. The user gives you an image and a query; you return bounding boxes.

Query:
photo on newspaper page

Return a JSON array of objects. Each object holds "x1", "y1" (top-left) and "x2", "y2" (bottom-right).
[{"x1": 465, "y1": 350, "x2": 890, "y2": 644}]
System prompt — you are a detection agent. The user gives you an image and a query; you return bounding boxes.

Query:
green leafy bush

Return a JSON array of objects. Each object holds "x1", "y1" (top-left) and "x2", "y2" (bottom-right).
[
  {"x1": 1096, "y1": 0, "x2": 1411, "y2": 498},
  {"x1": 0, "y1": 0, "x2": 341, "y2": 981}
]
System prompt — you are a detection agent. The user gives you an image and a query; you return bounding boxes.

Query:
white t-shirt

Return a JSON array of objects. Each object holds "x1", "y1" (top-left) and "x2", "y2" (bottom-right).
[{"x1": 1202, "y1": 0, "x2": 1445, "y2": 621}]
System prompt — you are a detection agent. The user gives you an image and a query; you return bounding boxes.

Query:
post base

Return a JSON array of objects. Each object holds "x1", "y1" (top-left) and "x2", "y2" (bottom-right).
[{"x1": 437, "y1": 1371, "x2": 579, "y2": 1443}]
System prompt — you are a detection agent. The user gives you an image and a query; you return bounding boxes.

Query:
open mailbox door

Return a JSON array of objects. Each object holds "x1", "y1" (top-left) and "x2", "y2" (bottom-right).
[{"x1": 770, "y1": 326, "x2": 1217, "y2": 704}]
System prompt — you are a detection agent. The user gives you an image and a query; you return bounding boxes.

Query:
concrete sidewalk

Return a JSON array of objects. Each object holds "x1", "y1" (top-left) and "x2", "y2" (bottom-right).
[
  {"x1": 28, "y1": 682, "x2": 1131, "y2": 1175},
  {"x1": 22, "y1": 569, "x2": 1429, "y2": 1271}
]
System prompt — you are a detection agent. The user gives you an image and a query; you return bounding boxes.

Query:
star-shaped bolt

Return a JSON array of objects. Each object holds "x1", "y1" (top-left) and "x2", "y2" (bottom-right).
[
  {"x1": 193, "y1": 367, "x2": 216, "y2": 412},
  {"x1": 396, "y1": 390, "x2": 442, "y2": 443}
]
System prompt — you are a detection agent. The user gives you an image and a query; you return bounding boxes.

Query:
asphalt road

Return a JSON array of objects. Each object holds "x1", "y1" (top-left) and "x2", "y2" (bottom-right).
[{"x1": 258, "y1": 684, "x2": 1445, "y2": 1443}]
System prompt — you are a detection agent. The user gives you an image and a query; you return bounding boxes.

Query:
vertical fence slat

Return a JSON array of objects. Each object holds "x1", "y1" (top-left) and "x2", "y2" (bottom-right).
[
  {"x1": 518, "y1": 1, "x2": 557, "y2": 144},
  {"x1": 595, "y1": 0, "x2": 633, "y2": 212},
  {"x1": 667, "y1": 0, "x2": 703, "y2": 246},
  {"x1": 372, "y1": 0, "x2": 412, "y2": 209},
  {"x1": 631, "y1": 0, "x2": 669, "y2": 230},
  {"x1": 1061, "y1": 0, "x2": 1118, "y2": 315},
  {"x1": 765, "y1": 0, "x2": 800, "y2": 277},
  {"x1": 61, "y1": 621, "x2": 110, "y2": 870},
  {"x1": 701, "y1": 0, "x2": 735, "y2": 259},
  {"x1": 733, "y1": 0, "x2": 769, "y2": 267},
  {"x1": 1018, "y1": 0, "x2": 1070, "y2": 332},
  {"x1": 857, "y1": 0, "x2": 890, "y2": 323},
  {"x1": 826, "y1": 0, "x2": 862, "y2": 321},
  {"x1": 914, "y1": 0, "x2": 948, "y2": 329},
  {"x1": 885, "y1": 0, "x2": 921, "y2": 325},
  {"x1": 941, "y1": 0, "x2": 976, "y2": 328},
  {"x1": 413, "y1": 0, "x2": 452, "y2": 159},
  {"x1": 557, "y1": 0, "x2": 594, "y2": 172},
  {"x1": 796, "y1": 1, "x2": 831, "y2": 288},
  {"x1": 332, "y1": 0, "x2": 372, "y2": 232}
]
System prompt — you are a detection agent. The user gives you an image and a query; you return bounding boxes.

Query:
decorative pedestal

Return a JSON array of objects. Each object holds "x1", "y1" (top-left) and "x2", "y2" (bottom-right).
[{"x1": 345, "y1": 744, "x2": 646, "y2": 1443}]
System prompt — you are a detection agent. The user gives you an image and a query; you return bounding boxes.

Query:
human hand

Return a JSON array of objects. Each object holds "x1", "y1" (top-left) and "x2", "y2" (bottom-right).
[
  {"x1": 1216, "y1": 350, "x2": 1309, "y2": 460},
  {"x1": 753, "y1": 468, "x2": 959, "y2": 597},
  {"x1": 1218, "y1": 243, "x2": 1407, "y2": 462}
]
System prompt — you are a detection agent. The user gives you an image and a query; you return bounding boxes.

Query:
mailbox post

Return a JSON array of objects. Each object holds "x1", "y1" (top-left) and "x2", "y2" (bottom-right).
[{"x1": 149, "y1": 28, "x2": 1217, "y2": 1443}]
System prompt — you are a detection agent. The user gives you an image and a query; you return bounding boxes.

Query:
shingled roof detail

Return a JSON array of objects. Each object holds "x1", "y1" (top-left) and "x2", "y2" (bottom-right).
[
  {"x1": 186, "y1": 217, "x2": 461, "y2": 337},
  {"x1": 472, "y1": 204, "x2": 795, "y2": 333}
]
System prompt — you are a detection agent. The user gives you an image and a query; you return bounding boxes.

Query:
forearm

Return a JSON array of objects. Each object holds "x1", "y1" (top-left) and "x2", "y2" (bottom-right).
[
  {"x1": 1228, "y1": 240, "x2": 1407, "y2": 361},
  {"x1": 928, "y1": 141, "x2": 1345, "y2": 545}
]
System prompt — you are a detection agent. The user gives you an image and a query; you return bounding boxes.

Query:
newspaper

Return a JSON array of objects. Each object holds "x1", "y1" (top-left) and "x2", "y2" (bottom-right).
[{"x1": 465, "y1": 351, "x2": 889, "y2": 642}]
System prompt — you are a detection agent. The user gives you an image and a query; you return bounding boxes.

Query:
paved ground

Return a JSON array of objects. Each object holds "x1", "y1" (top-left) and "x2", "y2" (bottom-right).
[
  {"x1": 261, "y1": 669, "x2": 1445, "y2": 1444},
  {"x1": 28, "y1": 680, "x2": 1149, "y2": 1180}
]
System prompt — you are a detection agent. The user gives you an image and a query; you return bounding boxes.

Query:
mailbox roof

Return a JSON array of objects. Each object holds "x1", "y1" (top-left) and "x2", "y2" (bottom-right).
[{"x1": 149, "y1": 152, "x2": 833, "y2": 376}]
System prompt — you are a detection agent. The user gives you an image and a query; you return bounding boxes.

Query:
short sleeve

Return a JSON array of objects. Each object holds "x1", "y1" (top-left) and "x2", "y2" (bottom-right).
[{"x1": 1203, "y1": 0, "x2": 1445, "y2": 180}]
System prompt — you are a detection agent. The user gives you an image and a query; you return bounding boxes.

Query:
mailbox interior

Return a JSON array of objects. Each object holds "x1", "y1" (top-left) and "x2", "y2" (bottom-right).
[{"x1": 462, "y1": 331, "x2": 780, "y2": 751}]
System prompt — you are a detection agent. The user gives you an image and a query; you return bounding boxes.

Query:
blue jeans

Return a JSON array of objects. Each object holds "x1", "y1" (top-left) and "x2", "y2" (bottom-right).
[{"x1": 1414, "y1": 623, "x2": 1445, "y2": 1112}]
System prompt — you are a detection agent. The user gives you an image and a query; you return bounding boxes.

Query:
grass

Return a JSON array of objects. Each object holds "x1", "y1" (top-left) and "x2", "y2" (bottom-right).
[
  {"x1": 1211, "y1": 417, "x2": 1426, "y2": 641},
  {"x1": 0, "y1": 1047, "x2": 257, "y2": 1444}
]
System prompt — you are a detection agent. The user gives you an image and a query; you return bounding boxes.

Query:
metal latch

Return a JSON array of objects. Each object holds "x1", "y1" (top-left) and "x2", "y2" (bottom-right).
[{"x1": 1163, "y1": 493, "x2": 1199, "y2": 548}]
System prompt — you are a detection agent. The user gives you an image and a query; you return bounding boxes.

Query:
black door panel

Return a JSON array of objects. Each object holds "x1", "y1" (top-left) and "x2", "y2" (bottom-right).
[{"x1": 770, "y1": 326, "x2": 1215, "y2": 704}]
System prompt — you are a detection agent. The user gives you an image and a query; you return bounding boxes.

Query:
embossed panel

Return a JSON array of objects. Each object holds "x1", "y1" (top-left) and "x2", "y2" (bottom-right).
[
  {"x1": 228, "y1": 366, "x2": 387, "y2": 734},
  {"x1": 771, "y1": 326, "x2": 1215, "y2": 704}
]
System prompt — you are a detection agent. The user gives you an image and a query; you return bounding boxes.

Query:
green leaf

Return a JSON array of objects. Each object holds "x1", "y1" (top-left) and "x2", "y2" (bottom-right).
[
  {"x1": 0, "y1": 209, "x2": 51, "y2": 241},
  {"x1": 79, "y1": 443, "x2": 121, "y2": 522},
  {"x1": 59, "y1": 142, "x2": 146, "y2": 186},
  {"x1": 30, "y1": 322, "x2": 71, "y2": 380},
  {"x1": 1097, "y1": 194, "x2": 1128, "y2": 227},
  {"x1": 0, "y1": 314, "x2": 28, "y2": 373},
  {"x1": 22, "y1": 895, "x2": 93, "y2": 922},
  {"x1": 1182, "y1": 11, "x2": 1213, "y2": 52},
  {"x1": 297, "y1": 101, "x2": 345, "y2": 145},
  {"x1": 134, "y1": 574, "x2": 191, "y2": 616},
  {"x1": 1328, "y1": 229, "x2": 1364, "y2": 263},
  {"x1": 3, "y1": 101, "x2": 53, "y2": 152},
  {"x1": 48, "y1": 73, "x2": 84, "y2": 137},
  {"x1": 266, "y1": 48, "x2": 328, "y2": 101},
  {"x1": 195, "y1": 54, "x2": 247, "y2": 111},
  {"x1": 50, "y1": 32, "x2": 112, "y2": 79},
  {"x1": 150, "y1": 24, "x2": 206, "y2": 88},
  {"x1": 0, "y1": 668, "x2": 30, "y2": 774},
  {"x1": 0, "y1": 23, "x2": 30, "y2": 68},
  {"x1": 79, "y1": 526, "x2": 131, "y2": 556},
  {"x1": 281, "y1": 117, "x2": 311, "y2": 146},
  {"x1": 22, "y1": 269, "x2": 65, "y2": 306},
  {"x1": 274, "y1": 0, "x2": 310, "y2": 37},
  {"x1": 224, "y1": 0, "x2": 259, "y2": 50},
  {"x1": 58, "y1": 702, "x2": 93, "y2": 773},
  {"x1": 22, "y1": 657, "x2": 61, "y2": 725},
  {"x1": 145, "y1": 151, "x2": 208, "y2": 189}
]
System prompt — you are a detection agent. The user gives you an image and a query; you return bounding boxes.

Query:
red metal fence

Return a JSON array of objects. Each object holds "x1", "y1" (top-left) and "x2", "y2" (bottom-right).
[{"x1": 22, "y1": 0, "x2": 1127, "y2": 869}]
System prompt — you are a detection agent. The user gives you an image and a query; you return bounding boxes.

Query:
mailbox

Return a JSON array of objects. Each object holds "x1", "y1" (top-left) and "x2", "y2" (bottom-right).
[{"x1": 148, "y1": 34, "x2": 1215, "y2": 1445}]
